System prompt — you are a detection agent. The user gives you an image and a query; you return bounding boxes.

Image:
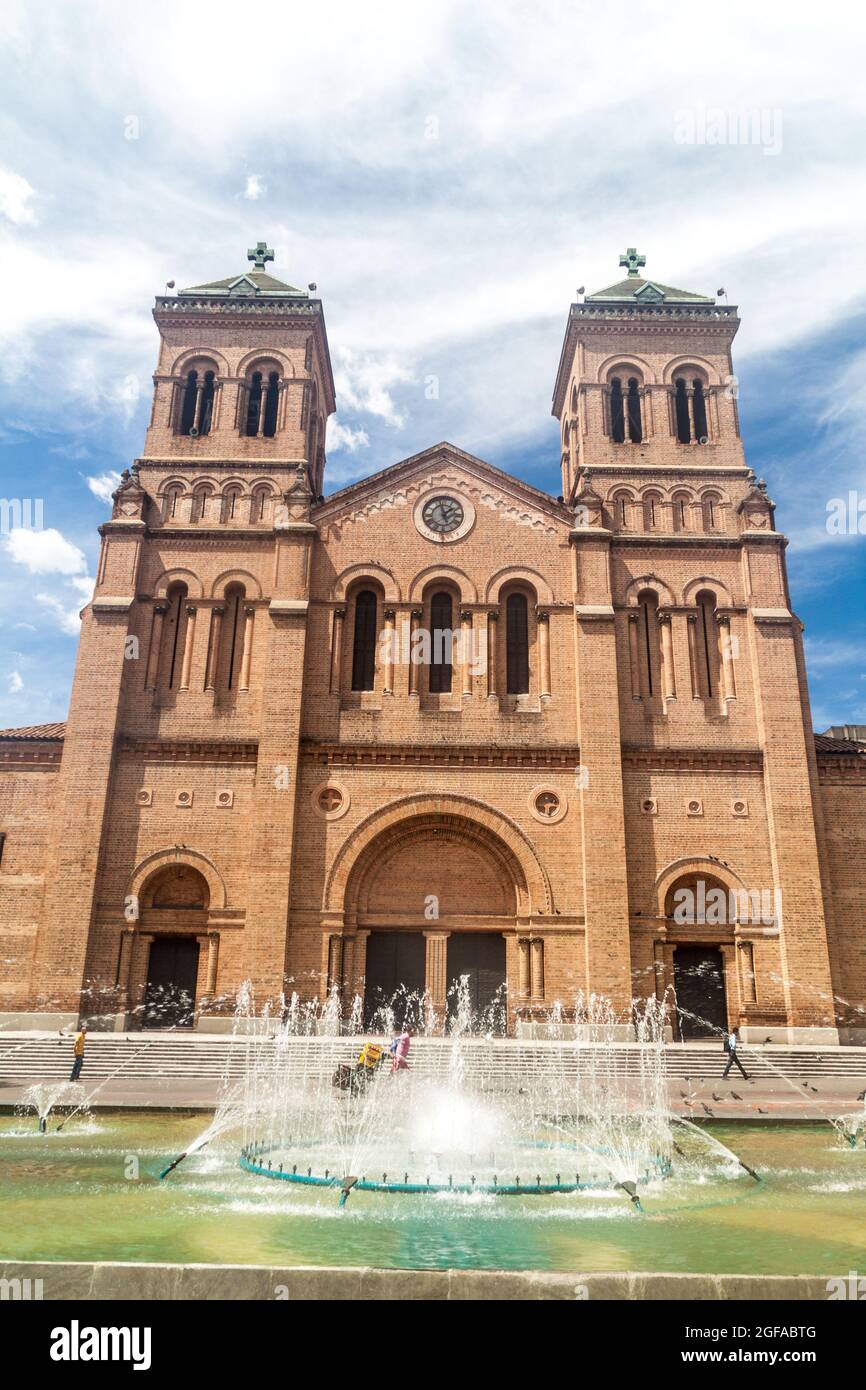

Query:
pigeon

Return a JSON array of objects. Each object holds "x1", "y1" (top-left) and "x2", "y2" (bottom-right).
[
  {"x1": 712, "y1": 1092, "x2": 722, "y2": 1102},
  {"x1": 758, "y1": 1107, "x2": 768, "y2": 1114},
  {"x1": 702, "y1": 1102, "x2": 714, "y2": 1116},
  {"x1": 856, "y1": 1089, "x2": 866, "y2": 1102},
  {"x1": 731, "y1": 1091, "x2": 742, "y2": 1100}
]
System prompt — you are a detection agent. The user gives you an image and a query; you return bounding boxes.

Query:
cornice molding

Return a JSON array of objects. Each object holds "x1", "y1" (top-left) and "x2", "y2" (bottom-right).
[{"x1": 302, "y1": 740, "x2": 583, "y2": 769}]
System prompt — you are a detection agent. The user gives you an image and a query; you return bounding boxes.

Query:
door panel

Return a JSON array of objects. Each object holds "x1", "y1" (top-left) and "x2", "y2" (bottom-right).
[
  {"x1": 673, "y1": 946, "x2": 727, "y2": 1039},
  {"x1": 143, "y1": 936, "x2": 200, "y2": 1029}
]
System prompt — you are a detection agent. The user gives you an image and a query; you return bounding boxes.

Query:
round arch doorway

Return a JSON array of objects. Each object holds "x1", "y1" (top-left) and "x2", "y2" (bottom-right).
[
  {"x1": 140, "y1": 864, "x2": 208, "y2": 1029},
  {"x1": 347, "y1": 810, "x2": 523, "y2": 1034}
]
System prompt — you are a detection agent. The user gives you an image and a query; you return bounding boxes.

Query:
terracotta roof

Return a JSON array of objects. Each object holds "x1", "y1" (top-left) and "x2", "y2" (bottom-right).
[
  {"x1": 584, "y1": 275, "x2": 714, "y2": 305},
  {"x1": 814, "y1": 733, "x2": 866, "y2": 755},
  {"x1": 0, "y1": 722, "x2": 67, "y2": 741},
  {"x1": 178, "y1": 270, "x2": 308, "y2": 299}
]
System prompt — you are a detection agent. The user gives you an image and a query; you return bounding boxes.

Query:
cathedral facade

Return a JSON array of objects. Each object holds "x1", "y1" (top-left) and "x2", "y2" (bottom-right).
[{"x1": 1, "y1": 246, "x2": 864, "y2": 1043}]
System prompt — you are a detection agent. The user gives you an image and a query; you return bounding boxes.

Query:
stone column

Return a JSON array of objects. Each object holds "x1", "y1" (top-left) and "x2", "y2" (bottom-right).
[
  {"x1": 530, "y1": 938, "x2": 545, "y2": 1000},
  {"x1": 517, "y1": 937, "x2": 531, "y2": 998},
  {"x1": 32, "y1": 513, "x2": 146, "y2": 1016},
  {"x1": 239, "y1": 606, "x2": 256, "y2": 692},
  {"x1": 257, "y1": 383, "x2": 269, "y2": 437},
  {"x1": 486, "y1": 611, "x2": 499, "y2": 697},
  {"x1": 570, "y1": 525, "x2": 634, "y2": 1016},
  {"x1": 628, "y1": 611, "x2": 641, "y2": 700},
  {"x1": 686, "y1": 613, "x2": 701, "y2": 698},
  {"x1": 117, "y1": 927, "x2": 136, "y2": 1007},
  {"x1": 460, "y1": 611, "x2": 473, "y2": 696},
  {"x1": 737, "y1": 939, "x2": 757, "y2": 1004},
  {"x1": 424, "y1": 932, "x2": 449, "y2": 1010},
  {"x1": 205, "y1": 606, "x2": 224, "y2": 691},
  {"x1": 658, "y1": 611, "x2": 676, "y2": 701},
  {"x1": 144, "y1": 603, "x2": 167, "y2": 691},
  {"x1": 179, "y1": 605, "x2": 197, "y2": 691},
  {"x1": 205, "y1": 932, "x2": 220, "y2": 996},
  {"x1": 537, "y1": 610, "x2": 551, "y2": 697},
  {"x1": 192, "y1": 379, "x2": 205, "y2": 431},
  {"x1": 353, "y1": 930, "x2": 370, "y2": 1004},
  {"x1": 383, "y1": 609, "x2": 396, "y2": 694},
  {"x1": 717, "y1": 614, "x2": 737, "y2": 701},
  {"x1": 408, "y1": 610, "x2": 422, "y2": 696},
  {"x1": 329, "y1": 608, "x2": 345, "y2": 694},
  {"x1": 327, "y1": 935, "x2": 343, "y2": 997}
]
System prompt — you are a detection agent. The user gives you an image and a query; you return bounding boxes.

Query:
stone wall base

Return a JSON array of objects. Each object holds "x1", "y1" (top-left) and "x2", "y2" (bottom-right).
[
  {"x1": 0, "y1": 1012, "x2": 78, "y2": 1032},
  {"x1": 0, "y1": 1260, "x2": 838, "y2": 1301},
  {"x1": 515, "y1": 1022, "x2": 638, "y2": 1041},
  {"x1": 740, "y1": 1025, "x2": 840, "y2": 1046}
]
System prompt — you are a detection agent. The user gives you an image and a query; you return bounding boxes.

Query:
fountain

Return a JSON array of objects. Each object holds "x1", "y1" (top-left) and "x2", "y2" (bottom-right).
[
  {"x1": 21, "y1": 1081, "x2": 83, "y2": 1133},
  {"x1": 225, "y1": 982, "x2": 678, "y2": 1209}
]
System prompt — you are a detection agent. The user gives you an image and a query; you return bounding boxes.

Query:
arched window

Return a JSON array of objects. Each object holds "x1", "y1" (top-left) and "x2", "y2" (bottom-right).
[
  {"x1": 612, "y1": 492, "x2": 631, "y2": 528},
  {"x1": 627, "y1": 378, "x2": 642, "y2": 443},
  {"x1": 219, "y1": 585, "x2": 246, "y2": 691},
  {"x1": 692, "y1": 380, "x2": 708, "y2": 442},
  {"x1": 702, "y1": 493, "x2": 721, "y2": 531},
  {"x1": 610, "y1": 377, "x2": 625, "y2": 444},
  {"x1": 163, "y1": 485, "x2": 183, "y2": 521},
  {"x1": 672, "y1": 492, "x2": 691, "y2": 531},
  {"x1": 160, "y1": 583, "x2": 189, "y2": 691},
  {"x1": 505, "y1": 592, "x2": 529, "y2": 694},
  {"x1": 251, "y1": 487, "x2": 271, "y2": 524},
  {"x1": 351, "y1": 590, "x2": 377, "y2": 692},
  {"x1": 199, "y1": 371, "x2": 215, "y2": 436},
  {"x1": 643, "y1": 492, "x2": 662, "y2": 530},
  {"x1": 638, "y1": 590, "x2": 660, "y2": 697},
  {"x1": 192, "y1": 485, "x2": 212, "y2": 522},
  {"x1": 429, "y1": 591, "x2": 453, "y2": 693},
  {"x1": 222, "y1": 486, "x2": 242, "y2": 523},
  {"x1": 179, "y1": 371, "x2": 198, "y2": 434},
  {"x1": 674, "y1": 378, "x2": 691, "y2": 443},
  {"x1": 696, "y1": 590, "x2": 720, "y2": 697},
  {"x1": 245, "y1": 373, "x2": 263, "y2": 436},
  {"x1": 263, "y1": 371, "x2": 279, "y2": 437}
]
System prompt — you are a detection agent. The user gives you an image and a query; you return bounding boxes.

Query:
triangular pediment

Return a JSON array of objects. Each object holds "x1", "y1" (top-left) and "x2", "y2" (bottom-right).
[
  {"x1": 317, "y1": 442, "x2": 570, "y2": 540},
  {"x1": 226, "y1": 274, "x2": 259, "y2": 294},
  {"x1": 633, "y1": 281, "x2": 665, "y2": 301}
]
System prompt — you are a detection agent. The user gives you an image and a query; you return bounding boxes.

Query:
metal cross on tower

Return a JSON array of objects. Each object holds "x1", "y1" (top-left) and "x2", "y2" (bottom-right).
[
  {"x1": 247, "y1": 241, "x2": 275, "y2": 270},
  {"x1": 619, "y1": 247, "x2": 646, "y2": 277}
]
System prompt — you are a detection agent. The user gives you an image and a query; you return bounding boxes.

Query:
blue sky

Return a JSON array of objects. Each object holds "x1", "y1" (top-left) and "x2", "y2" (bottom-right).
[{"x1": 0, "y1": 0, "x2": 864, "y2": 732}]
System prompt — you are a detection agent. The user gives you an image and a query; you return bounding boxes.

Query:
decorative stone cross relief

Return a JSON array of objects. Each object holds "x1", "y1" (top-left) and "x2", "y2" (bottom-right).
[{"x1": 247, "y1": 241, "x2": 275, "y2": 270}]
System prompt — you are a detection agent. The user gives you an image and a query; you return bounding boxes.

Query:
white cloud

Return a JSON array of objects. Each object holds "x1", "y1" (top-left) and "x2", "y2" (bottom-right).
[
  {"x1": 85, "y1": 471, "x2": 122, "y2": 505},
  {"x1": 334, "y1": 348, "x2": 413, "y2": 428},
  {"x1": 243, "y1": 175, "x2": 266, "y2": 201},
  {"x1": 0, "y1": 167, "x2": 36, "y2": 225},
  {"x1": 327, "y1": 419, "x2": 370, "y2": 453},
  {"x1": 4, "y1": 527, "x2": 87, "y2": 575},
  {"x1": 35, "y1": 592, "x2": 84, "y2": 636},
  {"x1": 8, "y1": 670, "x2": 23, "y2": 693}
]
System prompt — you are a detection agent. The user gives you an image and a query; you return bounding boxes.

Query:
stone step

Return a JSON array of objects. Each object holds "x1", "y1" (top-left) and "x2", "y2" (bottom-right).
[{"x1": 1, "y1": 1033, "x2": 864, "y2": 1083}]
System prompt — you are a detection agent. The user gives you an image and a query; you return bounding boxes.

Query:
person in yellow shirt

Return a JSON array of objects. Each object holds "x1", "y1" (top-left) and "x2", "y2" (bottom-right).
[{"x1": 70, "y1": 1024, "x2": 87, "y2": 1082}]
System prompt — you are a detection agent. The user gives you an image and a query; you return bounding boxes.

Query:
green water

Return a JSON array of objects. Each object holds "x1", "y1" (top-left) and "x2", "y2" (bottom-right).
[{"x1": 1, "y1": 1114, "x2": 864, "y2": 1273}]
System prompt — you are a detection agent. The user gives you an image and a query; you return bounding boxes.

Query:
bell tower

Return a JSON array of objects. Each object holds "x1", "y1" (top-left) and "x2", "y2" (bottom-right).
[
  {"x1": 552, "y1": 248, "x2": 743, "y2": 503},
  {"x1": 143, "y1": 241, "x2": 335, "y2": 500},
  {"x1": 552, "y1": 250, "x2": 839, "y2": 1044}
]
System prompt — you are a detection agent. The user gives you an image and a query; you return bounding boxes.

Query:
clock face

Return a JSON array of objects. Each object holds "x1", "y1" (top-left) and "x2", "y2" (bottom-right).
[{"x1": 422, "y1": 495, "x2": 464, "y2": 534}]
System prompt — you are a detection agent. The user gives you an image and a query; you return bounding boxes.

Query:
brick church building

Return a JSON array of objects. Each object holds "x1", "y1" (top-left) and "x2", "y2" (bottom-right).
[{"x1": 1, "y1": 245, "x2": 864, "y2": 1043}]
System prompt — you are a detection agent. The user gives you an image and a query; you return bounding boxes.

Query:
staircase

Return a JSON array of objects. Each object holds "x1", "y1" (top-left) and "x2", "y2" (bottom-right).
[{"x1": 1, "y1": 1032, "x2": 864, "y2": 1086}]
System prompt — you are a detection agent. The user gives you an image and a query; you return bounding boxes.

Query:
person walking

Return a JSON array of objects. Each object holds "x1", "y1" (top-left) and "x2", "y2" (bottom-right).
[
  {"x1": 390, "y1": 1028, "x2": 411, "y2": 1073},
  {"x1": 722, "y1": 1026, "x2": 748, "y2": 1080},
  {"x1": 69, "y1": 1024, "x2": 87, "y2": 1083}
]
